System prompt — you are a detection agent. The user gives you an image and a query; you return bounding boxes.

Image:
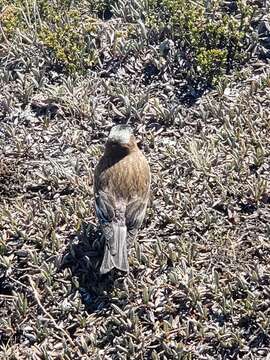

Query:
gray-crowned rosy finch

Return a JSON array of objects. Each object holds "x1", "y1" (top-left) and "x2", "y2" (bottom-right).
[{"x1": 94, "y1": 125, "x2": 151, "y2": 274}]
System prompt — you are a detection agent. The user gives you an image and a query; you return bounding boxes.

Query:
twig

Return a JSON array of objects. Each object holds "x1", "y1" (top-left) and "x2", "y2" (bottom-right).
[
  {"x1": 28, "y1": 275, "x2": 75, "y2": 346},
  {"x1": 0, "y1": 294, "x2": 16, "y2": 299}
]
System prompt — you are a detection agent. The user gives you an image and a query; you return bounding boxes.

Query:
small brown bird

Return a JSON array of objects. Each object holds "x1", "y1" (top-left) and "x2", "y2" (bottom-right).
[{"x1": 94, "y1": 125, "x2": 151, "y2": 274}]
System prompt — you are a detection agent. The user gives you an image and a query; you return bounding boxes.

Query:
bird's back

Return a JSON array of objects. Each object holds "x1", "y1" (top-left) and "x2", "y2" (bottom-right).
[{"x1": 94, "y1": 149, "x2": 150, "y2": 203}]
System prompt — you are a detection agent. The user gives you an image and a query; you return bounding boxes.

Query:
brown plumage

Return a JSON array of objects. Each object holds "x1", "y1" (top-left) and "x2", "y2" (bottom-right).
[{"x1": 94, "y1": 125, "x2": 151, "y2": 274}]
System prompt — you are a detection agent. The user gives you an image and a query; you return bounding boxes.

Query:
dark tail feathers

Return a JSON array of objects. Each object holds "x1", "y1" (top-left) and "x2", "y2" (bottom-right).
[{"x1": 100, "y1": 223, "x2": 129, "y2": 274}]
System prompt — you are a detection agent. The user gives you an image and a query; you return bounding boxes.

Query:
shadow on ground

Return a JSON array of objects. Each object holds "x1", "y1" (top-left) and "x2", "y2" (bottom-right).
[{"x1": 60, "y1": 222, "x2": 126, "y2": 312}]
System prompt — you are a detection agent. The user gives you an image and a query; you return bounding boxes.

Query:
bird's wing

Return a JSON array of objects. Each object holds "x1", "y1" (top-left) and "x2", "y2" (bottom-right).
[
  {"x1": 95, "y1": 190, "x2": 116, "y2": 251},
  {"x1": 95, "y1": 190, "x2": 115, "y2": 224},
  {"x1": 95, "y1": 190, "x2": 129, "y2": 273},
  {"x1": 125, "y1": 197, "x2": 148, "y2": 246}
]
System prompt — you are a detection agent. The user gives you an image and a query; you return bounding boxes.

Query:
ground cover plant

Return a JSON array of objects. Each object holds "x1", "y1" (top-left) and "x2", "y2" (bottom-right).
[{"x1": 0, "y1": 0, "x2": 270, "y2": 359}]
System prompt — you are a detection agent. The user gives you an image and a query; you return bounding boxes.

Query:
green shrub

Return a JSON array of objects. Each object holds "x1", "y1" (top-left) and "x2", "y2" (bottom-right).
[
  {"x1": 0, "y1": 0, "x2": 257, "y2": 82},
  {"x1": 38, "y1": 7, "x2": 98, "y2": 73},
  {"x1": 0, "y1": 2, "x2": 25, "y2": 37},
  {"x1": 146, "y1": 0, "x2": 255, "y2": 84},
  {"x1": 0, "y1": 0, "x2": 107, "y2": 73}
]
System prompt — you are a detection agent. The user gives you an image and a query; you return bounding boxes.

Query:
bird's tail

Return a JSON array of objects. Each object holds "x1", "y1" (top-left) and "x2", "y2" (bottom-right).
[{"x1": 100, "y1": 223, "x2": 129, "y2": 274}]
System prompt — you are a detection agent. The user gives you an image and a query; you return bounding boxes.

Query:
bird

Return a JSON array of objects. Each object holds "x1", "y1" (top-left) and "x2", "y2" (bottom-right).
[{"x1": 94, "y1": 124, "x2": 151, "y2": 274}]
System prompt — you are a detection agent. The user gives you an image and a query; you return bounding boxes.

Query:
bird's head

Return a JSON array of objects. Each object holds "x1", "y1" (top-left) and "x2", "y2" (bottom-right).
[{"x1": 106, "y1": 124, "x2": 138, "y2": 155}]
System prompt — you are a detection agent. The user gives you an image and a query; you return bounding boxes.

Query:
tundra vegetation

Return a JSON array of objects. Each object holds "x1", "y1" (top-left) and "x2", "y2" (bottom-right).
[{"x1": 0, "y1": 0, "x2": 269, "y2": 359}]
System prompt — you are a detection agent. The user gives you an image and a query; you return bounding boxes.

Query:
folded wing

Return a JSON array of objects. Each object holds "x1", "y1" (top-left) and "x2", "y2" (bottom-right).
[
  {"x1": 95, "y1": 190, "x2": 129, "y2": 274},
  {"x1": 126, "y1": 197, "x2": 149, "y2": 247}
]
